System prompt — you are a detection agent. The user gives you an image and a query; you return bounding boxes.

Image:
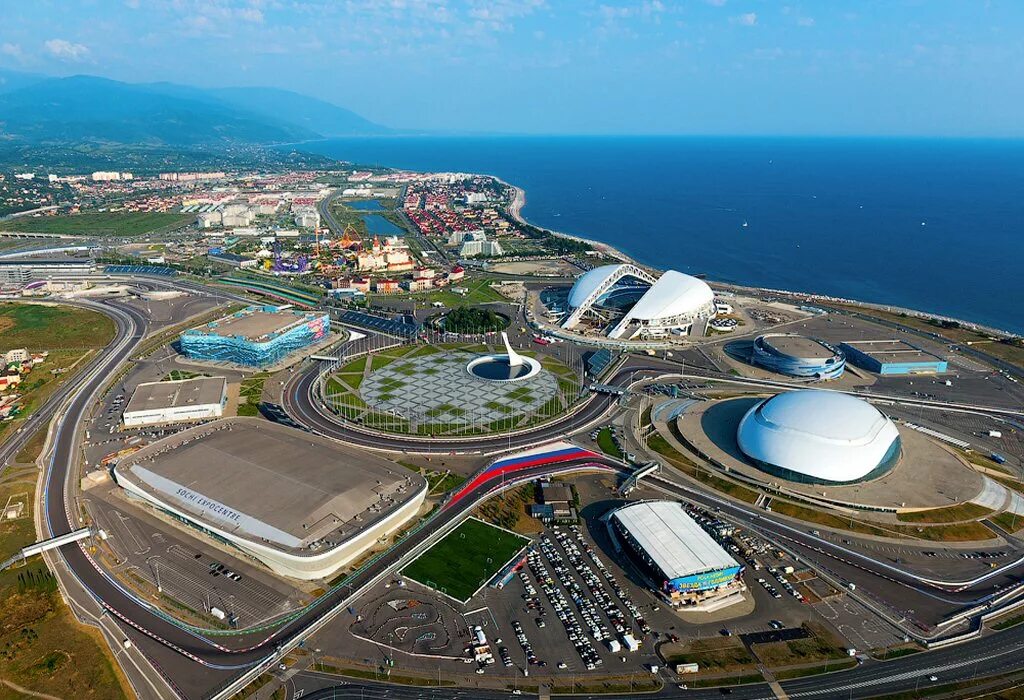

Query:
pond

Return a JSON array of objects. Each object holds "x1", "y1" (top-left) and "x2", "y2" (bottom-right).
[{"x1": 363, "y1": 214, "x2": 403, "y2": 236}]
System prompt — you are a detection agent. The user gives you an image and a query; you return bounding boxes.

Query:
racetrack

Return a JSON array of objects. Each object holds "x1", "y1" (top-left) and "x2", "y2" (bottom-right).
[{"x1": 21, "y1": 274, "x2": 1024, "y2": 699}]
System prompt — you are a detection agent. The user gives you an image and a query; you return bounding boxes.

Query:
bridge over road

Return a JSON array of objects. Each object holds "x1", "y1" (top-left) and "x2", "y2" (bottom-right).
[{"x1": 0, "y1": 527, "x2": 92, "y2": 572}]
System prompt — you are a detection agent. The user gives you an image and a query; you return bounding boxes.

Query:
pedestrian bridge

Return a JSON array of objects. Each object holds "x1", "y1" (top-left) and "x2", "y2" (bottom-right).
[
  {"x1": 0, "y1": 528, "x2": 92, "y2": 571},
  {"x1": 619, "y1": 462, "x2": 660, "y2": 496}
]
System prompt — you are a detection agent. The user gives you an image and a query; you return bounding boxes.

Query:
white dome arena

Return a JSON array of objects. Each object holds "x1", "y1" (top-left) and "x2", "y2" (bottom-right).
[
  {"x1": 562, "y1": 264, "x2": 716, "y2": 339},
  {"x1": 736, "y1": 390, "x2": 901, "y2": 484}
]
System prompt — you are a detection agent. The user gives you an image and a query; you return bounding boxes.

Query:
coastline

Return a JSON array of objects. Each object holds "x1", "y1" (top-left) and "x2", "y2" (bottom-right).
[
  {"x1": 496, "y1": 178, "x2": 1018, "y2": 339},
  {"x1": 503, "y1": 180, "x2": 637, "y2": 266}
]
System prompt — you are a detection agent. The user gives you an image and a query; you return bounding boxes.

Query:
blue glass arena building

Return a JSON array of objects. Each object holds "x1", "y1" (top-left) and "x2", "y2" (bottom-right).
[
  {"x1": 610, "y1": 501, "x2": 743, "y2": 606},
  {"x1": 180, "y1": 305, "x2": 329, "y2": 368},
  {"x1": 751, "y1": 333, "x2": 846, "y2": 380}
]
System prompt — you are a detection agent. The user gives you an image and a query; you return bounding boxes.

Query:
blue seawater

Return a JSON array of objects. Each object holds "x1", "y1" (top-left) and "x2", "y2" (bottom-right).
[{"x1": 298, "y1": 136, "x2": 1024, "y2": 333}]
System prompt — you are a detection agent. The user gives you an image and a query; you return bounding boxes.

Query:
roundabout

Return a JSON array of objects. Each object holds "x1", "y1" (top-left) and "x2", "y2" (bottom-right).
[
  {"x1": 321, "y1": 333, "x2": 583, "y2": 437},
  {"x1": 31, "y1": 282, "x2": 1024, "y2": 700}
]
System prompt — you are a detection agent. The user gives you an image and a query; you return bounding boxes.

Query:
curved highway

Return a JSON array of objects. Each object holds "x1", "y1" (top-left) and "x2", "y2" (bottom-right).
[
  {"x1": 20, "y1": 277, "x2": 1024, "y2": 699},
  {"x1": 33, "y1": 296, "x2": 629, "y2": 698},
  {"x1": 0, "y1": 299, "x2": 142, "y2": 473},
  {"x1": 280, "y1": 358, "x2": 642, "y2": 454}
]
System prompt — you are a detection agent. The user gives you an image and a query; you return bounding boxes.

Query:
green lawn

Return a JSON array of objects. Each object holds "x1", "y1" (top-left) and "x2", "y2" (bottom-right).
[
  {"x1": 663, "y1": 638, "x2": 758, "y2": 674},
  {"x1": 0, "y1": 303, "x2": 116, "y2": 349},
  {"x1": 990, "y1": 512, "x2": 1024, "y2": 533},
  {"x1": 237, "y1": 372, "x2": 270, "y2": 417},
  {"x1": 596, "y1": 427, "x2": 623, "y2": 458},
  {"x1": 0, "y1": 211, "x2": 193, "y2": 237},
  {"x1": 0, "y1": 303, "x2": 116, "y2": 441},
  {"x1": 401, "y1": 518, "x2": 529, "y2": 602},
  {"x1": 162, "y1": 370, "x2": 207, "y2": 381},
  {"x1": 897, "y1": 502, "x2": 993, "y2": 523},
  {"x1": 407, "y1": 277, "x2": 506, "y2": 306}
]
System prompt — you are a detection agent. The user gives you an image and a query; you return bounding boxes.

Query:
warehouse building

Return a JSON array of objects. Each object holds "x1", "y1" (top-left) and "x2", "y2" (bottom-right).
[
  {"x1": 609, "y1": 501, "x2": 744, "y2": 609},
  {"x1": 113, "y1": 419, "x2": 427, "y2": 580},
  {"x1": 179, "y1": 305, "x2": 329, "y2": 368},
  {"x1": 839, "y1": 339, "x2": 948, "y2": 375},
  {"x1": 208, "y1": 252, "x2": 258, "y2": 269},
  {"x1": 122, "y1": 377, "x2": 228, "y2": 427}
]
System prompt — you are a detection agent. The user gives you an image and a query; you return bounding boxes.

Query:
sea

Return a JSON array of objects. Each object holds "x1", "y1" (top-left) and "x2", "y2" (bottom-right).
[{"x1": 297, "y1": 136, "x2": 1024, "y2": 334}]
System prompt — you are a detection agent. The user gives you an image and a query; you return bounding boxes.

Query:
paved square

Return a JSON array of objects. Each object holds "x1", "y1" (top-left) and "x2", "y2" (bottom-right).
[{"x1": 359, "y1": 350, "x2": 559, "y2": 428}]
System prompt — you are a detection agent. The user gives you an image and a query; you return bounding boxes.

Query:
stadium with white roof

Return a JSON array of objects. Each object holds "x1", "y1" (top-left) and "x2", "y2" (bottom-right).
[
  {"x1": 562, "y1": 264, "x2": 716, "y2": 339},
  {"x1": 609, "y1": 501, "x2": 744, "y2": 607},
  {"x1": 737, "y1": 390, "x2": 902, "y2": 484}
]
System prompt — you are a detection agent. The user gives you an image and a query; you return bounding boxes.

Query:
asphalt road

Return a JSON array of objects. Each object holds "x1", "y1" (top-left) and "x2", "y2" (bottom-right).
[
  {"x1": 22, "y1": 276, "x2": 1024, "y2": 699},
  {"x1": 286, "y1": 616, "x2": 1024, "y2": 700},
  {"x1": 0, "y1": 298, "x2": 139, "y2": 474},
  {"x1": 33, "y1": 299, "x2": 630, "y2": 698}
]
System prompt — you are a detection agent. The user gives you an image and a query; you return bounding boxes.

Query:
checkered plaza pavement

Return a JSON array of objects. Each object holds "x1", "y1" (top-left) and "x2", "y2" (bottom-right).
[{"x1": 357, "y1": 351, "x2": 560, "y2": 428}]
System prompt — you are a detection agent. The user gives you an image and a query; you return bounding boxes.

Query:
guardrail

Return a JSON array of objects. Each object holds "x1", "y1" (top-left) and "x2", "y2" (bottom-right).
[{"x1": 210, "y1": 458, "x2": 622, "y2": 699}]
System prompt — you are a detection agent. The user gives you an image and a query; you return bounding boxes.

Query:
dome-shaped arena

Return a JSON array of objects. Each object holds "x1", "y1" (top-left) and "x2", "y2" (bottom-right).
[
  {"x1": 736, "y1": 390, "x2": 901, "y2": 484},
  {"x1": 562, "y1": 263, "x2": 716, "y2": 339}
]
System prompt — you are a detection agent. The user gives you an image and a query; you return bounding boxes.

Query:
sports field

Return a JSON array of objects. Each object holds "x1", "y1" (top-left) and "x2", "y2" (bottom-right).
[{"x1": 401, "y1": 518, "x2": 530, "y2": 602}]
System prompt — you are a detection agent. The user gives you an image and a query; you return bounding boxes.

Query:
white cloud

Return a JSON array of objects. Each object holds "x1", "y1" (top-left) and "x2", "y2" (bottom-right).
[
  {"x1": 43, "y1": 38, "x2": 91, "y2": 61},
  {"x1": 236, "y1": 7, "x2": 264, "y2": 23},
  {"x1": 797, "y1": 16, "x2": 815, "y2": 27},
  {"x1": 731, "y1": 12, "x2": 757, "y2": 26},
  {"x1": 706, "y1": 0, "x2": 727, "y2": 5},
  {"x1": 1, "y1": 43, "x2": 25, "y2": 61}
]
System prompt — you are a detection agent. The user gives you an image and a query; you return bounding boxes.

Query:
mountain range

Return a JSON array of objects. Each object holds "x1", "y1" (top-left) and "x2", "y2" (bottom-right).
[{"x1": 0, "y1": 70, "x2": 388, "y2": 147}]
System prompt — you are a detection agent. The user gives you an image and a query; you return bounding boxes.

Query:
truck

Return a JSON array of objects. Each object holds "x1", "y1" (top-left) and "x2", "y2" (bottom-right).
[
  {"x1": 676, "y1": 663, "x2": 700, "y2": 674},
  {"x1": 992, "y1": 453, "x2": 1008, "y2": 465},
  {"x1": 988, "y1": 430, "x2": 1003, "y2": 439},
  {"x1": 621, "y1": 633, "x2": 640, "y2": 652},
  {"x1": 210, "y1": 607, "x2": 226, "y2": 621},
  {"x1": 606, "y1": 639, "x2": 621, "y2": 653}
]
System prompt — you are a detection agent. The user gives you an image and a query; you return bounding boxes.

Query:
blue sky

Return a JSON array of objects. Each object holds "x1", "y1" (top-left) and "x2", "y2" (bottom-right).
[{"x1": 1, "y1": 0, "x2": 1022, "y2": 136}]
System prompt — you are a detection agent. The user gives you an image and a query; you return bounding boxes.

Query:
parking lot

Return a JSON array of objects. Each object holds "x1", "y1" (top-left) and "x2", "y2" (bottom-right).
[
  {"x1": 814, "y1": 595, "x2": 905, "y2": 652},
  {"x1": 86, "y1": 490, "x2": 305, "y2": 628}
]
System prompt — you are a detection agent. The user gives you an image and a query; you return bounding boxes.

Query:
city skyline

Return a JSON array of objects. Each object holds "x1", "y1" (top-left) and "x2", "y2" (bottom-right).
[{"x1": 1, "y1": 0, "x2": 1023, "y2": 137}]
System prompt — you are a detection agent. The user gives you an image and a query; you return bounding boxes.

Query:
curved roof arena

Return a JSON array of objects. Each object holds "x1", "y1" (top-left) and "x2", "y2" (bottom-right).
[
  {"x1": 626, "y1": 270, "x2": 715, "y2": 321},
  {"x1": 567, "y1": 264, "x2": 652, "y2": 309},
  {"x1": 736, "y1": 390, "x2": 901, "y2": 484},
  {"x1": 564, "y1": 264, "x2": 714, "y2": 337}
]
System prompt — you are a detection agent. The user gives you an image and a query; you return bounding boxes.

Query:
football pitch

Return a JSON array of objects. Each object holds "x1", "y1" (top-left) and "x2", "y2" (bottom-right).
[{"x1": 401, "y1": 518, "x2": 530, "y2": 602}]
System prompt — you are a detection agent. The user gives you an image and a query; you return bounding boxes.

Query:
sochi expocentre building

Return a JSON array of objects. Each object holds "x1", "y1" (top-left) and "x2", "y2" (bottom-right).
[{"x1": 736, "y1": 390, "x2": 901, "y2": 485}]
